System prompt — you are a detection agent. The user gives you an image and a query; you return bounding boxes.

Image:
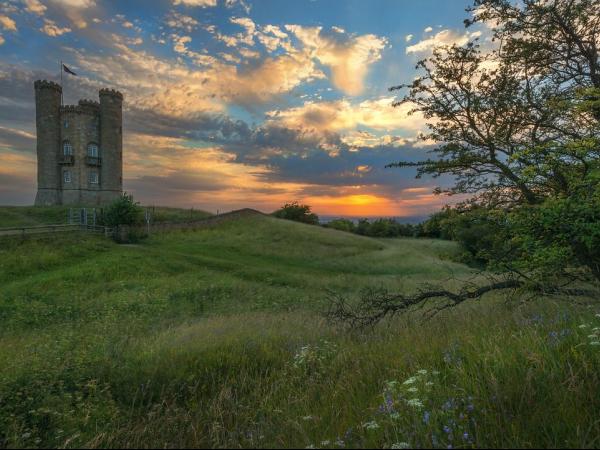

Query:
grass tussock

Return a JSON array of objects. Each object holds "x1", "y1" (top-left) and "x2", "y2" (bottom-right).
[{"x1": 0, "y1": 214, "x2": 599, "y2": 448}]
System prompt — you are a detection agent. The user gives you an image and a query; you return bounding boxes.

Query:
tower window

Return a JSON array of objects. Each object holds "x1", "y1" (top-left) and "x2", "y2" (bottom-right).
[
  {"x1": 63, "y1": 170, "x2": 71, "y2": 183},
  {"x1": 87, "y1": 143, "x2": 99, "y2": 157},
  {"x1": 63, "y1": 141, "x2": 73, "y2": 156},
  {"x1": 89, "y1": 170, "x2": 99, "y2": 184},
  {"x1": 64, "y1": 120, "x2": 69, "y2": 129}
]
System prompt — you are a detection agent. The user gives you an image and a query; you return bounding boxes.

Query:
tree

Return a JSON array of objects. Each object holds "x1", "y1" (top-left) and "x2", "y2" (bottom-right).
[
  {"x1": 388, "y1": 0, "x2": 599, "y2": 207},
  {"x1": 330, "y1": 0, "x2": 600, "y2": 326},
  {"x1": 272, "y1": 202, "x2": 319, "y2": 225}
]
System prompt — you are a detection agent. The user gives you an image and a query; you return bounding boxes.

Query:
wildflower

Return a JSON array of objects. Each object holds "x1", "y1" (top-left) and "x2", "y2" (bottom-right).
[
  {"x1": 417, "y1": 369, "x2": 428, "y2": 375},
  {"x1": 302, "y1": 415, "x2": 314, "y2": 421},
  {"x1": 391, "y1": 443, "x2": 411, "y2": 449},
  {"x1": 407, "y1": 387, "x2": 419, "y2": 393},
  {"x1": 579, "y1": 324, "x2": 589, "y2": 328},
  {"x1": 443, "y1": 425, "x2": 452, "y2": 434},
  {"x1": 362, "y1": 420, "x2": 380, "y2": 430},
  {"x1": 335, "y1": 439, "x2": 345, "y2": 447},
  {"x1": 590, "y1": 341, "x2": 600, "y2": 346},
  {"x1": 403, "y1": 377, "x2": 418, "y2": 385},
  {"x1": 423, "y1": 411, "x2": 431, "y2": 424},
  {"x1": 406, "y1": 398, "x2": 424, "y2": 408},
  {"x1": 462, "y1": 432, "x2": 470, "y2": 441},
  {"x1": 321, "y1": 440, "x2": 331, "y2": 446}
]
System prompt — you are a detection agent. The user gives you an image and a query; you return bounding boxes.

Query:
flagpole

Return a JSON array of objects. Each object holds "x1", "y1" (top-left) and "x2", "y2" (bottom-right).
[{"x1": 60, "y1": 60, "x2": 63, "y2": 106}]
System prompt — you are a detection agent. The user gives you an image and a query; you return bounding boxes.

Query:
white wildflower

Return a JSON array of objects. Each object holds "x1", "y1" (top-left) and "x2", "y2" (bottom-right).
[
  {"x1": 406, "y1": 398, "x2": 424, "y2": 408},
  {"x1": 391, "y1": 443, "x2": 411, "y2": 449},
  {"x1": 362, "y1": 420, "x2": 380, "y2": 430}
]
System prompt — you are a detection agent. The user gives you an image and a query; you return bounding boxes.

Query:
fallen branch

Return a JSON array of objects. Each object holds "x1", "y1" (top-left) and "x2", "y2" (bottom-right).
[{"x1": 325, "y1": 277, "x2": 523, "y2": 329}]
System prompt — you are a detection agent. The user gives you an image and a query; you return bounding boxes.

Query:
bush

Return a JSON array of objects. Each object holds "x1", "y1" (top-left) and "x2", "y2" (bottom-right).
[
  {"x1": 354, "y1": 218, "x2": 416, "y2": 238},
  {"x1": 325, "y1": 218, "x2": 356, "y2": 233},
  {"x1": 272, "y1": 202, "x2": 319, "y2": 225},
  {"x1": 100, "y1": 193, "x2": 143, "y2": 228}
]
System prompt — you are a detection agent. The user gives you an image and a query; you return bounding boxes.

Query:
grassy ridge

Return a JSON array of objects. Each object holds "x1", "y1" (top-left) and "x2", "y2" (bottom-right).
[
  {"x1": 0, "y1": 215, "x2": 599, "y2": 448},
  {"x1": 0, "y1": 205, "x2": 212, "y2": 228}
]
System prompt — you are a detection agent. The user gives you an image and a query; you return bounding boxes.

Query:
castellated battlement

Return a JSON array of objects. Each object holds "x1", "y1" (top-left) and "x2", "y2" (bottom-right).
[
  {"x1": 60, "y1": 103, "x2": 100, "y2": 115},
  {"x1": 34, "y1": 80, "x2": 123, "y2": 206},
  {"x1": 34, "y1": 79, "x2": 62, "y2": 92},
  {"x1": 99, "y1": 88, "x2": 124, "y2": 100}
]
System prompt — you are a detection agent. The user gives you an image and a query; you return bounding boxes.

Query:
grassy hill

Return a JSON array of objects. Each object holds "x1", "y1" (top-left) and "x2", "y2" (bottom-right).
[
  {"x1": 0, "y1": 205, "x2": 212, "y2": 228},
  {"x1": 0, "y1": 214, "x2": 598, "y2": 448}
]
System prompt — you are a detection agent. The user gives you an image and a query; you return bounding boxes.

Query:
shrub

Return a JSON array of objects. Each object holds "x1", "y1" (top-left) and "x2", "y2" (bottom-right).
[
  {"x1": 325, "y1": 218, "x2": 356, "y2": 233},
  {"x1": 100, "y1": 193, "x2": 143, "y2": 228},
  {"x1": 272, "y1": 202, "x2": 319, "y2": 225}
]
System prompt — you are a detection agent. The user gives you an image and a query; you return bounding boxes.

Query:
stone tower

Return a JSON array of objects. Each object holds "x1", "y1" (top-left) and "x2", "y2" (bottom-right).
[{"x1": 34, "y1": 80, "x2": 124, "y2": 206}]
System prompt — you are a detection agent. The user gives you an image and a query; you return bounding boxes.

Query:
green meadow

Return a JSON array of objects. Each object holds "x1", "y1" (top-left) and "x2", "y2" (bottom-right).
[{"x1": 1, "y1": 213, "x2": 599, "y2": 448}]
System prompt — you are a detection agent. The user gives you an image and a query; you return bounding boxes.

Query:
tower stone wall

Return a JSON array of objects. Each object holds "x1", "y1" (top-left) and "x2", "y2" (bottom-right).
[
  {"x1": 34, "y1": 81, "x2": 124, "y2": 206},
  {"x1": 34, "y1": 80, "x2": 62, "y2": 205}
]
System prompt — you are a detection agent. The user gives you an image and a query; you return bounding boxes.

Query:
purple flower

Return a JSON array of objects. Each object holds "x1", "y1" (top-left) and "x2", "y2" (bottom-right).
[{"x1": 423, "y1": 411, "x2": 430, "y2": 424}]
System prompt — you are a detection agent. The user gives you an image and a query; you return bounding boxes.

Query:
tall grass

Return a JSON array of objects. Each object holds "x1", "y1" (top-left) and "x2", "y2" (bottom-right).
[{"x1": 0, "y1": 214, "x2": 598, "y2": 448}]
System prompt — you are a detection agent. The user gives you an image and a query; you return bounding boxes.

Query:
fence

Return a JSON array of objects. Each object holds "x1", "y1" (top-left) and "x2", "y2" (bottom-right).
[
  {"x1": 0, "y1": 223, "x2": 112, "y2": 239},
  {"x1": 0, "y1": 208, "x2": 263, "y2": 242}
]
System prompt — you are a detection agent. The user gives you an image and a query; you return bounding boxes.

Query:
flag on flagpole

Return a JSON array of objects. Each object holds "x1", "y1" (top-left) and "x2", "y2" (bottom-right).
[{"x1": 62, "y1": 64, "x2": 77, "y2": 76}]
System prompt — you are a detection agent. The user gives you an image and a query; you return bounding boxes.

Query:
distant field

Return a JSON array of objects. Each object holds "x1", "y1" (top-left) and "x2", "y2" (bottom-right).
[
  {"x1": 0, "y1": 214, "x2": 598, "y2": 448},
  {"x1": 0, "y1": 205, "x2": 212, "y2": 228}
]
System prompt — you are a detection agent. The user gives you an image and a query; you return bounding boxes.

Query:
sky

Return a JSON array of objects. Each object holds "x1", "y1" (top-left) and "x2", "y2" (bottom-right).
[{"x1": 0, "y1": 0, "x2": 486, "y2": 217}]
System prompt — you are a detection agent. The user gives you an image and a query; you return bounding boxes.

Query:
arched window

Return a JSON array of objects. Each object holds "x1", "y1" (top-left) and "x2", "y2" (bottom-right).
[
  {"x1": 63, "y1": 140, "x2": 73, "y2": 156},
  {"x1": 87, "y1": 143, "x2": 99, "y2": 158}
]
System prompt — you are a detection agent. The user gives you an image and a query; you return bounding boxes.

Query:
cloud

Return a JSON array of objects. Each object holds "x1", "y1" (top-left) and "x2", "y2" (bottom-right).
[
  {"x1": 0, "y1": 15, "x2": 17, "y2": 31},
  {"x1": 40, "y1": 18, "x2": 71, "y2": 36},
  {"x1": 285, "y1": 25, "x2": 388, "y2": 95},
  {"x1": 266, "y1": 97, "x2": 425, "y2": 135},
  {"x1": 165, "y1": 11, "x2": 198, "y2": 32},
  {"x1": 406, "y1": 29, "x2": 481, "y2": 54},
  {"x1": 172, "y1": 0, "x2": 217, "y2": 7},
  {"x1": 424, "y1": 26, "x2": 433, "y2": 32},
  {"x1": 405, "y1": 34, "x2": 413, "y2": 42},
  {"x1": 24, "y1": 0, "x2": 47, "y2": 16},
  {"x1": 50, "y1": 0, "x2": 95, "y2": 7}
]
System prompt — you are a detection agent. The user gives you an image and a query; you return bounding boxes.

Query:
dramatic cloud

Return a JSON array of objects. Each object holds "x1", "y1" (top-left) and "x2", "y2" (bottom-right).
[
  {"x1": 285, "y1": 25, "x2": 388, "y2": 95},
  {"x1": 266, "y1": 97, "x2": 425, "y2": 136}
]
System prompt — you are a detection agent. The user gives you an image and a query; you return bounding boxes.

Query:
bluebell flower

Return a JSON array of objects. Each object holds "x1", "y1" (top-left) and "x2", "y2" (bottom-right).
[{"x1": 423, "y1": 411, "x2": 430, "y2": 424}]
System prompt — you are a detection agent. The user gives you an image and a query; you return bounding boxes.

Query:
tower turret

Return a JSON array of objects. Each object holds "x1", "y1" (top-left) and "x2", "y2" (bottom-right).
[
  {"x1": 99, "y1": 89, "x2": 123, "y2": 197},
  {"x1": 34, "y1": 80, "x2": 62, "y2": 205}
]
